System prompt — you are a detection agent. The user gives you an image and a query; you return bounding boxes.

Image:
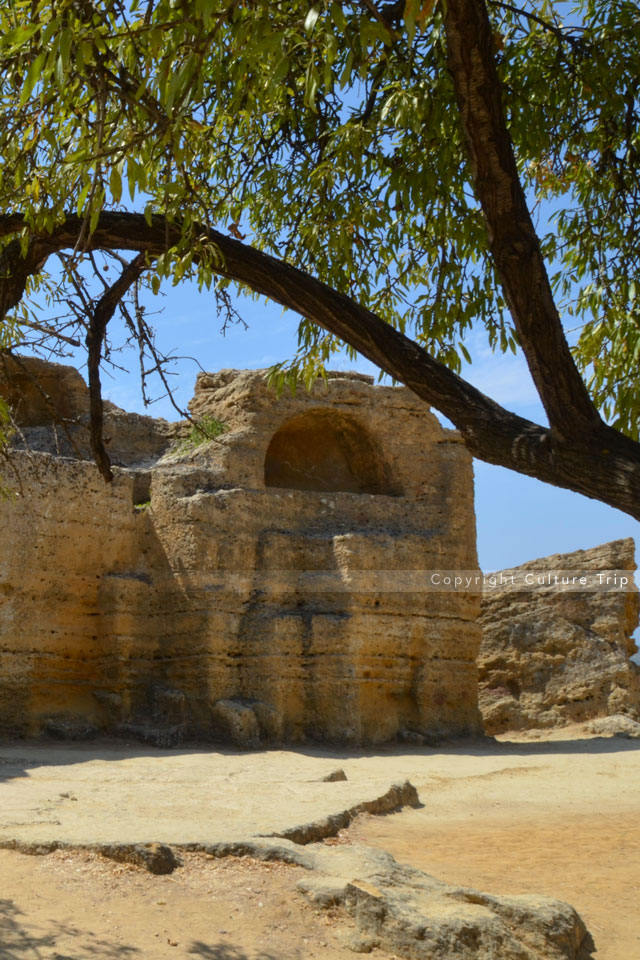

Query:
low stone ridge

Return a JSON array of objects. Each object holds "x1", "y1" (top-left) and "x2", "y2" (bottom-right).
[
  {"x1": 203, "y1": 839, "x2": 591, "y2": 960},
  {"x1": 264, "y1": 779, "x2": 421, "y2": 844},
  {"x1": 0, "y1": 834, "x2": 592, "y2": 959},
  {"x1": 0, "y1": 359, "x2": 482, "y2": 745},
  {"x1": 478, "y1": 539, "x2": 640, "y2": 734}
]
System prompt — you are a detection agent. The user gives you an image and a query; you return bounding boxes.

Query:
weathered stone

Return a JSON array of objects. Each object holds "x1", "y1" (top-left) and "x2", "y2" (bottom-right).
[
  {"x1": 298, "y1": 844, "x2": 591, "y2": 960},
  {"x1": 211, "y1": 699, "x2": 262, "y2": 749},
  {"x1": 586, "y1": 714, "x2": 640, "y2": 738},
  {"x1": 0, "y1": 364, "x2": 482, "y2": 745},
  {"x1": 100, "y1": 842, "x2": 179, "y2": 874},
  {"x1": 1, "y1": 355, "x2": 175, "y2": 467},
  {"x1": 478, "y1": 539, "x2": 640, "y2": 733}
]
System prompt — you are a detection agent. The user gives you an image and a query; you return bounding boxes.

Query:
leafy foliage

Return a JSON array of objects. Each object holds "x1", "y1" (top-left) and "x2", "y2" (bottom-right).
[
  {"x1": 0, "y1": 0, "x2": 638, "y2": 435},
  {"x1": 172, "y1": 413, "x2": 227, "y2": 454}
]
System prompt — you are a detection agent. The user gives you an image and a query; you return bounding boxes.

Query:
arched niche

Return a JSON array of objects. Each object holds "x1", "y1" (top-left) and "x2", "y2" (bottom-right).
[{"x1": 264, "y1": 408, "x2": 398, "y2": 495}]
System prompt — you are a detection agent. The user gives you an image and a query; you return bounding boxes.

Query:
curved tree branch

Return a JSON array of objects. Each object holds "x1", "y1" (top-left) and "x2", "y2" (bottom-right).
[
  {"x1": 86, "y1": 253, "x2": 148, "y2": 481},
  {"x1": 0, "y1": 210, "x2": 639, "y2": 517}
]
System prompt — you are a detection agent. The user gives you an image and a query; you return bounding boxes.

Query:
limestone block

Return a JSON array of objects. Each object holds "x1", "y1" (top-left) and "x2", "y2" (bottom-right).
[{"x1": 211, "y1": 698, "x2": 262, "y2": 748}]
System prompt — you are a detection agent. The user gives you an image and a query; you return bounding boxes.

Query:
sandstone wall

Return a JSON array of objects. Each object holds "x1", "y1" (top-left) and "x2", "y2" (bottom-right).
[
  {"x1": 0, "y1": 354, "x2": 175, "y2": 468},
  {"x1": 478, "y1": 539, "x2": 640, "y2": 733},
  {"x1": 0, "y1": 366, "x2": 482, "y2": 745}
]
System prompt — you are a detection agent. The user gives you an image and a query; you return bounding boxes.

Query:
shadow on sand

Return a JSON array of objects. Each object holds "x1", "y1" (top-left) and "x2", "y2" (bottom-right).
[
  {"x1": 0, "y1": 730, "x2": 639, "y2": 785},
  {"x1": 0, "y1": 898, "x2": 139, "y2": 958},
  {"x1": 0, "y1": 899, "x2": 301, "y2": 960}
]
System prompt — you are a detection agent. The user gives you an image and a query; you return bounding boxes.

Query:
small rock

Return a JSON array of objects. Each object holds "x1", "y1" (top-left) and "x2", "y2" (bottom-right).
[
  {"x1": 100, "y1": 842, "x2": 180, "y2": 875},
  {"x1": 320, "y1": 769, "x2": 348, "y2": 782}
]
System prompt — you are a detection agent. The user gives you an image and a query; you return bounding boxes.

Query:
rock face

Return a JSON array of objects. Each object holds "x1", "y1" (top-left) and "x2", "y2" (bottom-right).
[
  {"x1": 0, "y1": 361, "x2": 482, "y2": 744},
  {"x1": 478, "y1": 539, "x2": 640, "y2": 734},
  {"x1": 0, "y1": 354, "x2": 175, "y2": 468}
]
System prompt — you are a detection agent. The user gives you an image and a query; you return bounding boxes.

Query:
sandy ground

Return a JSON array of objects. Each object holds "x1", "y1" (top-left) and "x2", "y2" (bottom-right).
[
  {"x1": 1, "y1": 727, "x2": 639, "y2": 959},
  {"x1": 0, "y1": 848, "x2": 395, "y2": 960},
  {"x1": 346, "y1": 728, "x2": 640, "y2": 960}
]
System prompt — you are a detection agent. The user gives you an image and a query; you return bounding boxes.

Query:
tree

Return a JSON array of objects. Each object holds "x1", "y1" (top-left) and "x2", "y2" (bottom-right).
[{"x1": 0, "y1": 0, "x2": 639, "y2": 517}]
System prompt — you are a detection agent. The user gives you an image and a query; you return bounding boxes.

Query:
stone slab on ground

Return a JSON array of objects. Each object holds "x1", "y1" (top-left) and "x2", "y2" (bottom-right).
[{"x1": 0, "y1": 742, "x2": 420, "y2": 846}]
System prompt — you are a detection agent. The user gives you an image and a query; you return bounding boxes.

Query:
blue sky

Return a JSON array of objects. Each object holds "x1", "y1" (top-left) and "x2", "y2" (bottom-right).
[{"x1": 90, "y1": 276, "x2": 640, "y2": 580}]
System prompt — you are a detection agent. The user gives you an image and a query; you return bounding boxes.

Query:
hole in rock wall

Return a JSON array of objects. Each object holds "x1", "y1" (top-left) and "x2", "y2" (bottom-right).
[
  {"x1": 131, "y1": 470, "x2": 152, "y2": 506},
  {"x1": 264, "y1": 409, "x2": 399, "y2": 496}
]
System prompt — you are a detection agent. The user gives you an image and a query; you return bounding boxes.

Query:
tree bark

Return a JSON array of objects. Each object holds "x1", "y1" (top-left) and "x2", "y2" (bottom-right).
[
  {"x1": 1, "y1": 210, "x2": 639, "y2": 518},
  {"x1": 441, "y1": 0, "x2": 602, "y2": 439},
  {"x1": 85, "y1": 253, "x2": 148, "y2": 481}
]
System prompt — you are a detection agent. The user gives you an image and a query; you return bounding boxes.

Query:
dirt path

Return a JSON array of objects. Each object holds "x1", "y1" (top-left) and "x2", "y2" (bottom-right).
[{"x1": 0, "y1": 848, "x2": 402, "y2": 960}]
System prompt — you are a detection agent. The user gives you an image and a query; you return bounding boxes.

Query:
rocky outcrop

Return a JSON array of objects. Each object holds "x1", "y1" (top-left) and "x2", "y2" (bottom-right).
[
  {"x1": 298, "y1": 844, "x2": 591, "y2": 960},
  {"x1": 0, "y1": 354, "x2": 175, "y2": 468},
  {"x1": 0, "y1": 354, "x2": 90, "y2": 427},
  {"x1": 478, "y1": 539, "x2": 640, "y2": 734},
  {"x1": 0, "y1": 362, "x2": 482, "y2": 745}
]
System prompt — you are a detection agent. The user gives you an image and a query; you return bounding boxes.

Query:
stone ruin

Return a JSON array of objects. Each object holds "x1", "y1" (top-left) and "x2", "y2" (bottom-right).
[
  {"x1": 0, "y1": 358, "x2": 482, "y2": 745},
  {"x1": 1, "y1": 356, "x2": 639, "y2": 746}
]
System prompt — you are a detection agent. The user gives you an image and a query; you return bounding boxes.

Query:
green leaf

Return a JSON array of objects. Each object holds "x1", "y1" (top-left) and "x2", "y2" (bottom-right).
[
  {"x1": 19, "y1": 52, "x2": 47, "y2": 106},
  {"x1": 109, "y1": 166, "x2": 122, "y2": 204},
  {"x1": 59, "y1": 28, "x2": 73, "y2": 74},
  {"x1": 1, "y1": 23, "x2": 40, "y2": 51},
  {"x1": 304, "y1": 6, "x2": 321, "y2": 35},
  {"x1": 330, "y1": 2, "x2": 347, "y2": 32},
  {"x1": 76, "y1": 180, "x2": 91, "y2": 215},
  {"x1": 459, "y1": 342, "x2": 472, "y2": 364}
]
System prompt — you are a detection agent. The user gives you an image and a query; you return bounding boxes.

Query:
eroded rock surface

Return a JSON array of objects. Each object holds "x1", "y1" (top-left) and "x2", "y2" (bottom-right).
[
  {"x1": 0, "y1": 362, "x2": 481, "y2": 744},
  {"x1": 299, "y1": 843, "x2": 590, "y2": 960},
  {"x1": 479, "y1": 539, "x2": 640, "y2": 734},
  {"x1": 0, "y1": 354, "x2": 175, "y2": 467}
]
